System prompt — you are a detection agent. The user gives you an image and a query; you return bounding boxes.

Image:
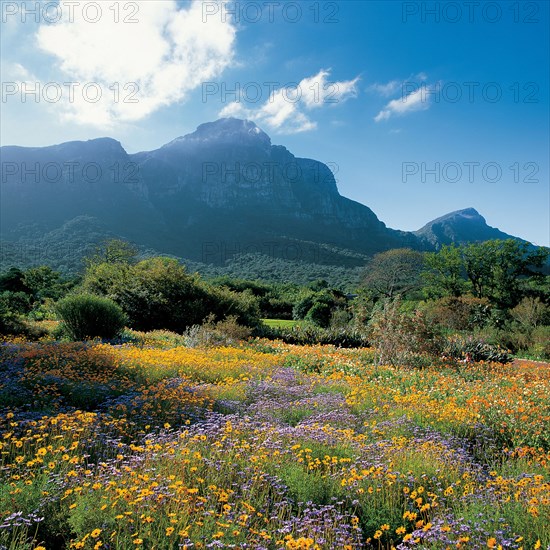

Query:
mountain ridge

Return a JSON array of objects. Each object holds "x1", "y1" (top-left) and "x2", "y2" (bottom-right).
[{"x1": 0, "y1": 118, "x2": 529, "y2": 273}]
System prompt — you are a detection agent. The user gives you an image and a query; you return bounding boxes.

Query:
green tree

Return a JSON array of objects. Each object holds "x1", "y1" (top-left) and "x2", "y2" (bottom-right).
[
  {"x1": 463, "y1": 240, "x2": 548, "y2": 309},
  {"x1": 0, "y1": 267, "x2": 30, "y2": 294},
  {"x1": 306, "y1": 302, "x2": 332, "y2": 328},
  {"x1": 23, "y1": 266, "x2": 67, "y2": 301},
  {"x1": 423, "y1": 244, "x2": 467, "y2": 298},
  {"x1": 363, "y1": 249, "x2": 425, "y2": 300},
  {"x1": 85, "y1": 239, "x2": 138, "y2": 267}
]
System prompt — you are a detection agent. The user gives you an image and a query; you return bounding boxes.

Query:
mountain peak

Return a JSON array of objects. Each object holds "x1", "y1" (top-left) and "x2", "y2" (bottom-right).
[
  {"x1": 430, "y1": 207, "x2": 485, "y2": 224},
  {"x1": 166, "y1": 118, "x2": 271, "y2": 149},
  {"x1": 415, "y1": 207, "x2": 516, "y2": 247}
]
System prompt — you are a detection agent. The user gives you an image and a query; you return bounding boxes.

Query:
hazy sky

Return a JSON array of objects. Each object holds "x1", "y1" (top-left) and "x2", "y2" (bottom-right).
[{"x1": 1, "y1": 0, "x2": 549, "y2": 245}]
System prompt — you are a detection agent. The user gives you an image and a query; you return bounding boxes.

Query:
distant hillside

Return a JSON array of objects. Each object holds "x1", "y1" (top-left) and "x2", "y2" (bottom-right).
[{"x1": 415, "y1": 207, "x2": 521, "y2": 248}]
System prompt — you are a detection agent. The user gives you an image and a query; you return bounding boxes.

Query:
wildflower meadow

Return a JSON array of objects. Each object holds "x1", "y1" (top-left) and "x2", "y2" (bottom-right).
[{"x1": 0, "y1": 335, "x2": 548, "y2": 549}]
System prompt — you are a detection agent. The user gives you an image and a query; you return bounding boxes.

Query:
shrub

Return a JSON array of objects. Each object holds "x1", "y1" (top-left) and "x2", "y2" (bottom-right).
[
  {"x1": 255, "y1": 323, "x2": 370, "y2": 348},
  {"x1": 367, "y1": 297, "x2": 443, "y2": 367},
  {"x1": 81, "y1": 257, "x2": 260, "y2": 332},
  {"x1": 306, "y1": 302, "x2": 332, "y2": 327},
  {"x1": 510, "y1": 297, "x2": 549, "y2": 331},
  {"x1": 293, "y1": 295, "x2": 315, "y2": 320},
  {"x1": 422, "y1": 295, "x2": 491, "y2": 331},
  {"x1": 184, "y1": 315, "x2": 252, "y2": 348},
  {"x1": 527, "y1": 325, "x2": 550, "y2": 359},
  {"x1": 55, "y1": 294, "x2": 127, "y2": 341},
  {"x1": 443, "y1": 335, "x2": 512, "y2": 364}
]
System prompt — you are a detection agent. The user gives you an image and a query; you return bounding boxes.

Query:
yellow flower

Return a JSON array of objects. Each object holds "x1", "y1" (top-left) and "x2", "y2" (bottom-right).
[
  {"x1": 166, "y1": 527, "x2": 174, "y2": 536},
  {"x1": 91, "y1": 529, "x2": 101, "y2": 539},
  {"x1": 487, "y1": 538, "x2": 497, "y2": 548},
  {"x1": 133, "y1": 540, "x2": 143, "y2": 546}
]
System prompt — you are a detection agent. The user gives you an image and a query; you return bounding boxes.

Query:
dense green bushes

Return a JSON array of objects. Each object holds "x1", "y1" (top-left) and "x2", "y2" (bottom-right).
[
  {"x1": 55, "y1": 294, "x2": 127, "y2": 340},
  {"x1": 1, "y1": 238, "x2": 548, "y2": 361},
  {"x1": 255, "y1": 323, "x2": 370, "y2": 348},
  {"x1": 80, "y1": 257, "x2": 260, "y2": 332}
]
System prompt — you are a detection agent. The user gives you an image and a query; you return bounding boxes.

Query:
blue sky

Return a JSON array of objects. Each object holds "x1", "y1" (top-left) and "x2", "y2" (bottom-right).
[{"x1": 1, "y1": 0, "x2": 549, "y2": 245}]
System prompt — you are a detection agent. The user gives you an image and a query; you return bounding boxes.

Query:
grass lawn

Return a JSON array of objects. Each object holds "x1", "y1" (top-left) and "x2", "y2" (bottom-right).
[{"x1": 261, "y1": 318, "x2": 301, "y2": 328}]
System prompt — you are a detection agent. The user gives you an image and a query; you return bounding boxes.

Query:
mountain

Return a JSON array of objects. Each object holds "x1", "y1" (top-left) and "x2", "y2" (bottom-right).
[
  {"x1": 415, "y1": 207, "x2": 520, "y2": 248},
  {"x1": 0, "y1": 118, "x2": 529, "y2": 274}
]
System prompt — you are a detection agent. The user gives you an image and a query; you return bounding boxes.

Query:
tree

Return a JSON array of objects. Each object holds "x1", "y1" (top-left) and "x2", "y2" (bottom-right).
[
  {"x1": 306, "y1": 302, "x2": 332, "y2": 328},
  {"x1": 23, "y1": 266, "x2": 66, "y2": 301},
  {"x1": 463, "y1": 240, "x2": 548, "y2": 309},
  {"x1": 510, "y1": 297, "x2": 548, "y2": 331},
  {"x1": 362, "y1": 249, "x2": 425, "y2": 299},
  {"x1": 0, "y1": 267, "x2": 30, "y2": 294},
  {"x1": 423, "y1": 244, "x2": 467, "y2": 298},
  {"x1": 85, "y1": 239, "x2": 138, "y2": 267}
]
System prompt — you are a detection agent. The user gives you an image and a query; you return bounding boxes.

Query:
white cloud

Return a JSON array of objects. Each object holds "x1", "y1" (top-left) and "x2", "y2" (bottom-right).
[
  {"x1": 367, "y1": 80, "x2": 400, "y2": 97},
  {"x1": 368, "y1": 72, "x2": 429, "y2": 99},
  {"x1": 34, "y1": 0, "x2": 237, "y2": 127},
  {"x1": 3, "y1": 62, "x2": 36, "y2": 81},
  {"x1": 219, "y1": 69, "x2": 359, "y2": 134},
  {"x1": 373, "y1": 75, "x2": 435, "y2": 122}
]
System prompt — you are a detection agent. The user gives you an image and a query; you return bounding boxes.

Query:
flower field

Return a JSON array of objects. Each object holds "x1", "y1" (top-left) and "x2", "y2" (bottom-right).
[{"x1": 0, "y1": 337, "x2": 548, "y2": 549}]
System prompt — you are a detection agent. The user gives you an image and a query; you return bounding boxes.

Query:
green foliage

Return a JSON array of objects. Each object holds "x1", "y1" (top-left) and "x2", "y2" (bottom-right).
[
  {"x1": 183, "y1": 315, "x2": 252, "y2": 348},
  {"x1": 421, "y1": 295, "x2": 491, "y2": 331},
  {"x1": 55, "y1": 294, "x2": 127, "y2": 341},
  {"x1": 85, "y1": 238, "x2": 138, "y2": 267},
  {"x1": 510, "y1": 297, "x2": 549, "y2": 331},
  {"x1": 423, "y1": 244, "x2": 467, "y2": 298},
  {"x1": 0, "y1": 266, "x2": 76, "y2": 332},
  {"x1": 196, "y1": 252, "x2": 364, "y2": 289},
  {"x1": 0, "y1": 298, "x2": 27, "y2": 336},
  {"x1": 80, "y1": 256, "x2": 260, "y2": 332},
  {"x1": 292, "y1": 288, "x2": 347, "y2": 327},
  {"x1": 423, "y1": 240, "x2": 548, "y2": 312},
  {"x1": 476, "y1": 323, "x2": 550, "y2": 361},
  {"x1": 306, "y1": 301, "x2": 332, "y2": 328},
  {"x1": 443, "y1": 335, "x2": 512, "y2": 364},
  {"x1": 256, "y1": 323, "x2": 370, "y2": 348},
  {"x1": 292, "y1": 295, "x2": 315, "y2": 320},
  {"x1": 362, "y1": 248, "x2": 425, "y2": 299}
]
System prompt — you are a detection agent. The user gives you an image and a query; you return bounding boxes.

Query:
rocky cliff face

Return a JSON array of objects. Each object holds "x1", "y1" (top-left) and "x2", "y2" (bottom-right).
[{"x1": 134, "y1": 118, "x2": 344, "y2": 214}]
